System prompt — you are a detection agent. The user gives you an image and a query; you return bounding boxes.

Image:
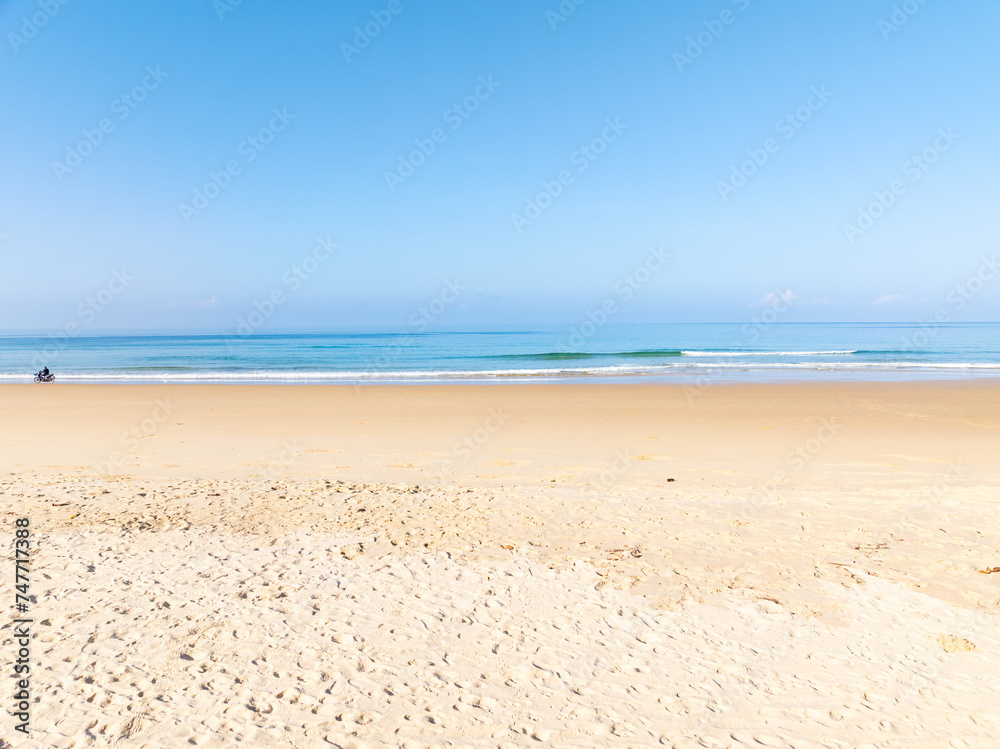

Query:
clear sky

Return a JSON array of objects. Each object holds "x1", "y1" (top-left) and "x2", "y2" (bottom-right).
[{"x1": 1, "y1": 0, "x2": 998, "y2": 331}]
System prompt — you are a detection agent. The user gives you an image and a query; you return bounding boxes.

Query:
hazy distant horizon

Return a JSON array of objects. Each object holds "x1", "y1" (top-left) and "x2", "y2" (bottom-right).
[{"x1": 4, "y1": 320, "x2": 1000, "y2": 336}]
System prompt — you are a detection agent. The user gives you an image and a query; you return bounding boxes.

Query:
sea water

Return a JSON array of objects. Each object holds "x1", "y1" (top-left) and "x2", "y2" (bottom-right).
[{"x1": 1, "y1": 323, "x2": 997, "y2": 383}]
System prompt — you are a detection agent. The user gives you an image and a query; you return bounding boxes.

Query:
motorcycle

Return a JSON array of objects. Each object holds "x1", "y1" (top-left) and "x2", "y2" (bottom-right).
[{"x1": 34, "y1": 371, "x2": 55, "y2": 383}]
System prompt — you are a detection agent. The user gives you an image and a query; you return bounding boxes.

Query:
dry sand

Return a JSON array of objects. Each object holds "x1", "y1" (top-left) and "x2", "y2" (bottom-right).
[{"x1": 2, "y1": 382, "x2": 1000, "y2": 748}]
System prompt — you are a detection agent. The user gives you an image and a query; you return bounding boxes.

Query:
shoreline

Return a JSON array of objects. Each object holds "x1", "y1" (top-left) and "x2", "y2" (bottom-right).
[
  {"x1": 5, "y1": 370, "x2": 1000, "y2": 385},
  {"x1": 0, "y1": 372, "x2": 1000, "y2": 380}
]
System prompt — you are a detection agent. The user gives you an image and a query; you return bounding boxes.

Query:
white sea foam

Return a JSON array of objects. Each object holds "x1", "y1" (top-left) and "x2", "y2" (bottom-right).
[
  {"x1": 680, "y1": 350, "x2": 859, "y2": 356},
  {"x1": 2, "y1": 360, "x2": 999, "y2": 383}
]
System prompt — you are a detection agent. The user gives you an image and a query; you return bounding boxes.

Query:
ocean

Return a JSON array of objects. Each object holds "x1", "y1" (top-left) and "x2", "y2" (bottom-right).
[{"x1": 1, "y1": 323, "x2": 998, "y2": 384}]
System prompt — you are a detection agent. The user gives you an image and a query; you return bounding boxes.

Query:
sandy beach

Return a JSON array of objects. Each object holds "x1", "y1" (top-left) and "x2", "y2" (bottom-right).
[{"x1": 3, "y1": 382, "x2": 1000, "y2": 748}]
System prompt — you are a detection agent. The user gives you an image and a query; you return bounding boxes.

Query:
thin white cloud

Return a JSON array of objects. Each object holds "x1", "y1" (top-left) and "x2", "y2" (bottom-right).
[
  {"x1": 873, "y1": 294, "x2": 905, "y2": 305},
  {"x1": 196, "y1": 296, "x2": 221, "y2": 308},
  {"x1": 757, "y1": 289, "x2": 797, "y2": 307}
]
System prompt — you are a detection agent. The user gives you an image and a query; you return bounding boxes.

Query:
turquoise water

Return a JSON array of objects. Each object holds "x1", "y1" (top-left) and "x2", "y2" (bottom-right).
[{"x1": 1, "y1": 323, "x2": 998, "y2": 383}]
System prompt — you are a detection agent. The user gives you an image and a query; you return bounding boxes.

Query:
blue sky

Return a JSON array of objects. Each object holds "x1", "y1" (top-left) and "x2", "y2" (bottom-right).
[{"x1": 1, "y1": 0, "x2": 998, "y2": 331}]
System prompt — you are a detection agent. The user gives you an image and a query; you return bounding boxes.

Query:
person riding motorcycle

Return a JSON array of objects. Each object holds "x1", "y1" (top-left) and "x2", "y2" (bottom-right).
[{"x1": 40, "y1": 366, "x2": 50, "y2": 378}]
